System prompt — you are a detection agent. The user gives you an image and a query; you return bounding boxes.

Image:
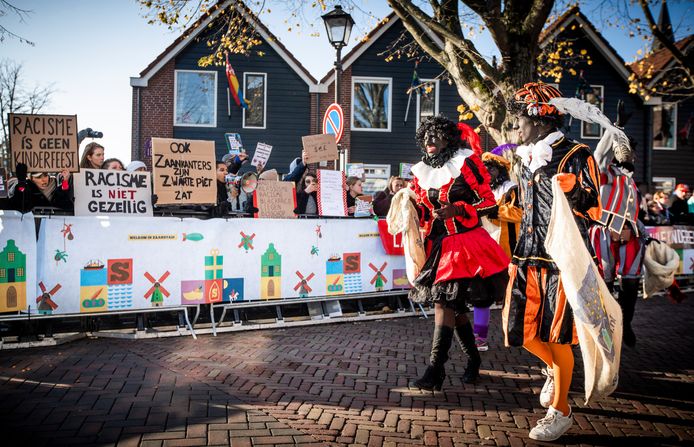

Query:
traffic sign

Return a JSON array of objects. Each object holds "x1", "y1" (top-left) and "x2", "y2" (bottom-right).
[{"x1": 322, "y1": 103, "x2": 344, "y2": 144}]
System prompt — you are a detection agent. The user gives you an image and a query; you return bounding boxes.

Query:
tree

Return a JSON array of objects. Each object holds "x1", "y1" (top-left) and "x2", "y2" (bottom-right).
[
  {"x1": 0, "y1": 59, "x2": 54, "y2": 170},
  {"x1": 0, "y1": 1, "x2": 35, "y2": 45}
]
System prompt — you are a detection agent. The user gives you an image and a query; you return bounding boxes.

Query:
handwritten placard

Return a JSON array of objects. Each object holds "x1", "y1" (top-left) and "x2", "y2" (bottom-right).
[
  {"x1": 399, "y1": 162, "x2": 414, "y2": 180},
  {"x1": 74, "y1": 169, "x2": 153, "y2": 216},
  {"x1": 253, "y1": 180, "x2": 296, "y2": 219},
  {"x1": 346, "y1": 163, "x2": 365, "y2": 179},
  {"x1": 151, "y1": 137, "x2": 216, "y2": 205},
  {"x1": 317, "y1": 169, "x2": 347, "y2": 217},
  {"x1": 225, "y1": 133, "x2": 244, "y2": 155},
  {"x1": 355, "y1": 195, "x2": 373, "y2": 217},
  {"x1": 251, "y1": 142, "x2": 273, "y2": 170},
  {"x1": 302, "y1": 134, "x2": 339, "y2": 164},
  {"x1": 8, "y1": 113, "x2": 79, "y2": 172}
]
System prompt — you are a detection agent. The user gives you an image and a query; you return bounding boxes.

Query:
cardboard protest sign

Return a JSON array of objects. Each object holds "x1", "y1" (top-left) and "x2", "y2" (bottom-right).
[
  {"x1": 346, "y1": 163, "x2": 364, "y2": 179},
  {"x1": 225, "y1": 133, "x2": 244, "y2": 155},
  {"x1": 8, "y1": 113, "x2": 79, "y2": 172},
  {"x1": 355, "y1": 195, "x2": 373, "y2": 217},
  {"x1": 251, "y1": 142, "x2": 273, "y2": 170},
  {"x1": 400, "y1": 162, "x2": 414, "y2": 180},
  {"x1": 302, "y1": 134, "x2": 338, "y2": 164},
  {"x1": 317, "y1": 169, "x2": 347, "y2": 217},
  {"x1": 253, "y1": 180, "x2": 296, "y2": 219},
  {"x1": 151, "y1": 137, "x2": 216, "y2": 205},
  {"x1": 74, "y1": 169, "x2": 153, "y2": 216}
]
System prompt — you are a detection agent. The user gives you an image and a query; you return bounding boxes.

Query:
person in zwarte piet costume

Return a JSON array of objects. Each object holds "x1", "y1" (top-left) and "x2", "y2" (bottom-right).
[
  {"x1": 408, "y1": 115, "x2": 509, "y2": 390},
  {"x1": 502, "y1": 82, "x2": 601, "y2": 441}
]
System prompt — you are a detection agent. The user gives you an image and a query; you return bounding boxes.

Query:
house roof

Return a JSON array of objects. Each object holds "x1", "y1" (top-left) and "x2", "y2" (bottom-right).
[
  {"x1": 629, "y1": 34, "x2": 694, "y2": 80},
  {"x1": 539, "y1": 6, "x2": 632, "y2": 82},
  {"x1": 130, "y1": 0, "x2": 318, "y2": 89}
]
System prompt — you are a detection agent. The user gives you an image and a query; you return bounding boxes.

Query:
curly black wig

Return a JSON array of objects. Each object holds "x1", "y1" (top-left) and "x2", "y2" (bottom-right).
[
  {"x1": 483, "y1": 157, "x2": 511, "y2": 190},
  {"x1": 415, "y1": 115, "x2": 462, "y2": 167}
]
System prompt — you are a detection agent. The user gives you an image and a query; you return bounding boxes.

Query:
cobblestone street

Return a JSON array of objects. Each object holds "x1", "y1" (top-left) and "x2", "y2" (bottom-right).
[{"x1": 1, "y1": 294, "x2": 693, "y2": 447}]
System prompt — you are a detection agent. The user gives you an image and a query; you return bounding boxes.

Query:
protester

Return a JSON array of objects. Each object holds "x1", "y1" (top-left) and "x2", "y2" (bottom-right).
[
  {"x1": 503, "y1": 82, "x2": 601, "y2": 441},
  {"x1": 669, "y1": 183, "x2": 692, "y2": 224},
  {"x1": 6, "y1": 164, "x2": 72, "y2": 212},
  {"x1": 223, "y1": 152, "x2": 249, "y2": 175},
  {"x1": 101, "y1": 158, "x2": 125, "y2": 170},
  {"x1": 373, "y1": 176, "x2": 406, "y2": 217},
  {"x1": 210, "y1": 160, "x2": 230, "y2": 217},
  {"x1": 79, "y1": 142, "x2": 105, "y2": 169},
  {"x1": 406, "y1": 115, "x2": 509, "y2": 391},
  {"x1": 295, "y1": 171, "x2": 318, "y2": 216},
  {"x1": 126, "y1": 161, "x2": 148, "y2": 172},
  {"x1": 284, "y1": 150, "x2": 309, "y2": 184},
  {"x1": 651, "y1": 191, "x2": 671, "y2": 224},
  {"x1": 346, "y1": 176, "x2": 363, "y2": 216}
]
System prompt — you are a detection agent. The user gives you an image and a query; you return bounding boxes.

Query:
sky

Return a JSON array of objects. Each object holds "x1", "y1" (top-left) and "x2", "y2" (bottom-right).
[{"x1": 2, "y1": 0, "x2": 693, "y2": 166}]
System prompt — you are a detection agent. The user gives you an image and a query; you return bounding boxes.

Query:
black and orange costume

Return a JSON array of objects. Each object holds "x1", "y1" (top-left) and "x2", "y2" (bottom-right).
[
  {"x1": 482, "y1": 152, "x2": 522, "y2": 259},
  {"x1": 501, "y1": 83, "x2": 601, "y2": 439},
  {"x1": 408, "y1": 116, "x2": 509, "y2": 389}
]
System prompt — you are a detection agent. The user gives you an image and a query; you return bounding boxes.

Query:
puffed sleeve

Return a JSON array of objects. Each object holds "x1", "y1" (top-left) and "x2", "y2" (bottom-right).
[
  {"x1": 559, "y1": 146, "x2": 601, "y2": 221},
  {"x1": 457, "y1": 153, "x2": 498, "y2": 218}
]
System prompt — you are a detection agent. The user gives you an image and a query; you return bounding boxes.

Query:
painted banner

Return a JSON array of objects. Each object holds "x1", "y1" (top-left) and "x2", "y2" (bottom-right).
[
  {"x1": 33, "y1": 217, "x2": 405, "y2": 315},
  {"x1": 74, "y1": 169, "x2": 153, "y2": 217},
  {"x1": 9, "y1": 113, "x2": 79, "y2": 172},
  {"x1": 645, "y1": 225, "x2": 694, "y2": 275},
  {"x1": 0, "y1": 211, "x2": 38, "y2": 313},
  {"x1": 151, "y1": 137, "x2": 216, "y2": 205},
  {"x1": 317, "y1": 169, "x2": 346, "y2": 217},
  {"x1": 302, "y1": 134, "x2": 339, "y2": 164}
]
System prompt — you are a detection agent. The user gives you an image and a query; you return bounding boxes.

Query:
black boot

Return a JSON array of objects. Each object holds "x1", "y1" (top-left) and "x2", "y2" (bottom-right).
[
  {"x1": 619, "y1": 278, "x2": 639, "y2": 348},
  {"x1": 455, "y1": 321, "x2": 481, "y2": 383},
  {"x1": 410, "y1": 325, "x2": 454, "y2": 391}
]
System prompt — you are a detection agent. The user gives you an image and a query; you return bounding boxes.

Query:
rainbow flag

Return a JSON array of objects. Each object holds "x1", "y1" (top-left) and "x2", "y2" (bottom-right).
[{"x1": 226, "y1": 54, "x2": 250, "y2": 109}]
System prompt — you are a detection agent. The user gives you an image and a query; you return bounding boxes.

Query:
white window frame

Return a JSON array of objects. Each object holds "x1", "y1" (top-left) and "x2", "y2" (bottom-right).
[
  {"x1": 652, "y1": 102, "x2": 678, "y2": 151},
  {"x1": 580, "y1": 84, "x2": 604, "y2": 140},
  {"x1": 416, "y1": 79, "x2": 440, "y2": 124},
  {"x1": 173, "y1": 69, "x2": 217, "y2": 128},
  {"x1": 243, "y1": 72, "x2": 268, "y2": 129},
  {"x1": 351, "y1": 76, "x2": 392, "y2": 132}
]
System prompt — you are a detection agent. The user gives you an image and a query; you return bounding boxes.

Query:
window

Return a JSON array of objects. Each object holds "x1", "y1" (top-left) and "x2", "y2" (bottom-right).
[
  {"x1": 0, "y1": 269, "x2": 5, "y2": 278},
  {"x1": 580, "y1": 85, "x2": 604, "y2": 139},
  {"x1": 16, "y1": 268, "x2": 23, "y2": 277},
  {"x1": 7, "y1": 253, "x2": 14, "y2": 262},
  {"x1": 174, "y1": 70, "x2": 217, "y2": 127},
  {"x1": 652, "y1": 103, "x2": 677, "y2": 150},
  {"x1": 243, "y1": 73, "x2": 267, "y2": 129},
  {"x1": 352, "y1": 77, "x2": 392, "y2": 131},
  {"x1": 416, "y1": 79, "x2": 439, "y2": 124},
  {"x1": 361, "y1": 164, "x2": 391, "y2": 196}
]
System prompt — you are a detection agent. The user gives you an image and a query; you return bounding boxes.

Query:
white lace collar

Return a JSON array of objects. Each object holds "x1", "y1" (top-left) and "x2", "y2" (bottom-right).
[
  {"x1": 516, "y1": 131, "x2": 564, "y2": 173},
  {"x1": 493, "y1": 180, "x2": 516, "y2": 201},
  {"x1": 411, "y1": 149, "x2": 472, "y2": 190}
]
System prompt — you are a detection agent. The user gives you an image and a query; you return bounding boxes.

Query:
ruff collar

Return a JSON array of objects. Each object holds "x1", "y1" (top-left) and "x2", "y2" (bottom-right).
[
  {"x1": 411, "y1": 149, "x2": 472, "y2": 190},
  {"x1": 516, "y1": 131, "x2": 563, "y2": 173},
  {"x1": 492, "y1": 180, "x2": 516, "y2": 201}
]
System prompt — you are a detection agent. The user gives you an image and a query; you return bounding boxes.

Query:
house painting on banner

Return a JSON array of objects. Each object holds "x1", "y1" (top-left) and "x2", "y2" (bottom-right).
[{"x1": 130, "y1": 0, "x2": 318, "y2": 172}]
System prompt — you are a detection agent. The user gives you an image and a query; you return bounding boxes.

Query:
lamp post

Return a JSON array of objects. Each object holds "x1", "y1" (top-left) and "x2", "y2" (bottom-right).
[{"x1": 322, "y1": 5, "x2": 354, "y2": 171}]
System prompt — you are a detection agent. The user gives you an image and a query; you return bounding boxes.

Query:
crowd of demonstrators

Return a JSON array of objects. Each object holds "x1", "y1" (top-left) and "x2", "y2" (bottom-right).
[{"x1": 641, "y1": 184, "x2": 693, "y2": 225}]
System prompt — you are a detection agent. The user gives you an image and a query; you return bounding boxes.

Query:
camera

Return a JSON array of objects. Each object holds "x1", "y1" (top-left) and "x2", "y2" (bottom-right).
[{"x1": 77, "y1": 128, "x2": 104, "y2": 144}]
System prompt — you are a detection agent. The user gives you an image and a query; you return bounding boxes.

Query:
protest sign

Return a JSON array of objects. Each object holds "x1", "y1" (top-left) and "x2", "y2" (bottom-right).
[
  {"x1": 151, "y1": 137, "x2": 216, "y2": 205},
  {"x1": 355, "y1": 195, "x2": 373, "y2": 217},
  {"x1": 399, "y1": 163, "x2": 414, "y2": 180},
  {"x1": 225, "y1": 133, "x2": 244, "y2": 155},
  {"x1": 253, "y1": 181, "x2": 296, "y2": 219},
  {"x1": 74, "y1": 169, "x2": 153, "y2": 216},
  {"x1": 302, "y1": 134, "x2": 338, "y2": 164},
  {"x1": 346, "y1": 163, "x2": 364, "y2": 179},
  {"x1": 251, "y1": 142, "x2": 273, "y2": 171},
  {"x1": 317, "y1": 169, "x2": 346, "y2": 217},
  {"x1": 8, "y1": 113, "x2": 79, "y2": 172}
]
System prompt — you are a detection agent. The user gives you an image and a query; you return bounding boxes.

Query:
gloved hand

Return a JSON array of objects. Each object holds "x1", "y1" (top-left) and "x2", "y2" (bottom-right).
[
  {"x1": 15, "y1": 163, "x2": 28, "y2": 192},
  {"x1": 433, "y1": 200, "x2": 466, "y2": 220},
  {"x1": 556, "y1": 173, "x2": 576, "y2": 193}
]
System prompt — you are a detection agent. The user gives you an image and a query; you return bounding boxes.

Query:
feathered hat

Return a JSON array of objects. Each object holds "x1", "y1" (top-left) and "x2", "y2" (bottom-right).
[
  {"x1": 481, "y1": 152, "x2": 511, "y2": 171},
  {"x1": 513, "y1": 82, "x2": 564, "y2": 117},
  {"x1": 457, "y1": 122, "x2": 482, "y2": 157}
]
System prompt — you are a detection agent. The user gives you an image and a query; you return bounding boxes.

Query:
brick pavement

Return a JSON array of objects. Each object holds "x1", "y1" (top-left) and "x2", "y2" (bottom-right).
[{"x1": 1, "y1": 294, "x2": 693, "y2": 446}]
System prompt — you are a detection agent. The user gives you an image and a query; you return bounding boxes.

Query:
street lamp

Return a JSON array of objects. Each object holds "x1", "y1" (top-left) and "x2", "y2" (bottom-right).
[
  {"x1": 322, "y1": 4, "x2": 354, "y2": 105},
  {"x1": 322, "y1": 5, "x2": 354, "y2": 172}
]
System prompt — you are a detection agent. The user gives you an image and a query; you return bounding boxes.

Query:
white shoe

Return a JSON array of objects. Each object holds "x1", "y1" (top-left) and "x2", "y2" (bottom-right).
[
  {"x1": 540, "y1": 367, "x2": 555, "y2": 408},
  {"x1": 529, "y1": 405, "x2": 573, "y2": 441}
]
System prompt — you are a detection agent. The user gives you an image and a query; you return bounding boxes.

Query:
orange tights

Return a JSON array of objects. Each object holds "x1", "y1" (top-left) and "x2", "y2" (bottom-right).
[{"x1": 523, "y1": 337, "x2": 574, "y2": 415}]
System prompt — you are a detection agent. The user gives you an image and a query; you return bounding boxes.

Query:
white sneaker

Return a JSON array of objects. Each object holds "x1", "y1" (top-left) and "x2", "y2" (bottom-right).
[
  {"x1": 540, "y1": 367, "x2": 555, "y2": 408},
  {"x1": 529, "y1": 406, "x2": 573, "y2": 441}
]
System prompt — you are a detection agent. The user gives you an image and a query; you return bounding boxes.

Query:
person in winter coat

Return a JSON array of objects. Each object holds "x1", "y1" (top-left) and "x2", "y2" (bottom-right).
[
  {"x1": 7, "y1": 164, "x2": 72, "y2": 212},
  {"x1": 373, "y1": 176, "x2": 407, "y2": 217}
]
